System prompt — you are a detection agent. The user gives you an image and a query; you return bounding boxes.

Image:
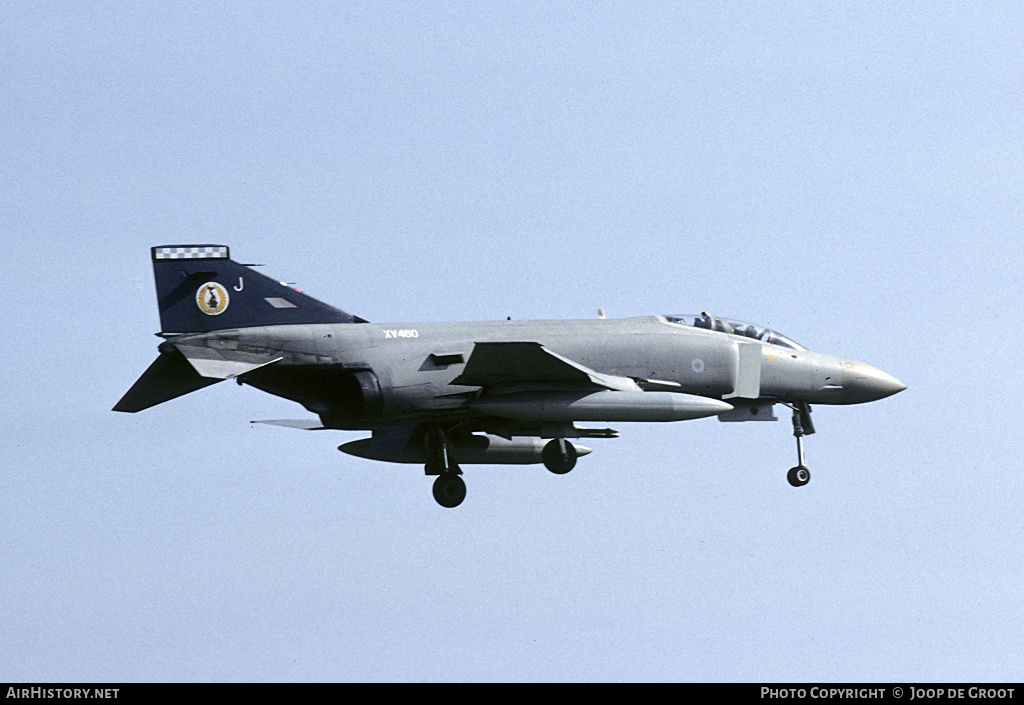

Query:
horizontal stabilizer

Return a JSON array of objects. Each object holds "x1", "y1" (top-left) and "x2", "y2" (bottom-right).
[
  {"x1": 174, "y1": 343, "x2": 282, "y2": 380},
  {"x1": 112, "y1": 349, "x2": 221, "y2": 413},
  {"x1": 451, "y1": 341, "x2": 639, "y2": 391}
]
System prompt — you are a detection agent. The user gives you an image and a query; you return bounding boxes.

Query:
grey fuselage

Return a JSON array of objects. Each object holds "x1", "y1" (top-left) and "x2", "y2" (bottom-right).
[{"x1": 180, "y1": 315, "x2": 902, "y2": 431}]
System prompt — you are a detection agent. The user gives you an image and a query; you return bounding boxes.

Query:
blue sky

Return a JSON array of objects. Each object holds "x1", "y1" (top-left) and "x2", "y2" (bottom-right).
[{"x1": 2, "y1": 1, "x2": 1022, "y2": 682}]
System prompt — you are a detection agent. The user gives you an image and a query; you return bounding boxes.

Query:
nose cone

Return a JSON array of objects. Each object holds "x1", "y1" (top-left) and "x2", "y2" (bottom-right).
[{"x1": 842, "y1": 361, "x2": 907, "y2": 404}]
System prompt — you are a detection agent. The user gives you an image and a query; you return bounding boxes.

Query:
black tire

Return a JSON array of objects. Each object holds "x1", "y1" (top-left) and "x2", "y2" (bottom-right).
[
  {"x1": 432, "y1": 473, "x2": 467, "y2": 508},
  {"x1": 542, "y1": 439, "x2": 578, "y2": 475},
  {"x1": 787, "y1": 465, "x2": 811, "y2": 487}
]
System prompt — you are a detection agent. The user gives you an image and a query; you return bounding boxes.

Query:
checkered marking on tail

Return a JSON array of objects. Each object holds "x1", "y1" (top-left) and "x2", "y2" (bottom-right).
[{"x1": 153, "y1": 246, "x2": 229, "y2": 260}]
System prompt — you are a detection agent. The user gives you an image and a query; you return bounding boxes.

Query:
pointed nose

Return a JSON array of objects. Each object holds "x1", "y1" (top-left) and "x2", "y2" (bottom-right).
[{"x1": 841, "y1": 361, "x2": 907, "y2": 404}]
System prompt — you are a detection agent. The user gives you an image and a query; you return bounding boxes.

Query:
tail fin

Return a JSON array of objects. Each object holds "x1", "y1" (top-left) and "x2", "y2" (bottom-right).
[{"x1": 151, "y1": 245, "x2": 366, "y2": 334}]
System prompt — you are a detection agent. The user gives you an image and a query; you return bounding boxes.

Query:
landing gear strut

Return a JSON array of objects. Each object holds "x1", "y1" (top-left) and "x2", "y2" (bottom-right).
[
  {"x1": 425, "y1": 427, "x2": 466, "y2": 508},
  {"x1": 786, "y1": 401, "x2": 814, "y2": 487}
]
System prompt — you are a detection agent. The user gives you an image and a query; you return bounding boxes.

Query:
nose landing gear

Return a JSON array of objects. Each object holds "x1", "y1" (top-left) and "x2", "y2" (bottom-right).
[
  {"x1": 786, "y1": 401, "x2": 814, "y2": 487},
  {"x1": 787, "y1": 464, "x2": 810, "y2": 487}
]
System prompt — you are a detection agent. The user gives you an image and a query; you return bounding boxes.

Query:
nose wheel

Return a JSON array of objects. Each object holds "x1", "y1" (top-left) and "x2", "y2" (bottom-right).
[
  {"x1": 787, "y1": 465, "x2": 810, "y2": 487},
  {"x1": 786, "y1": 402, "x2": 814, "y2": 488}
]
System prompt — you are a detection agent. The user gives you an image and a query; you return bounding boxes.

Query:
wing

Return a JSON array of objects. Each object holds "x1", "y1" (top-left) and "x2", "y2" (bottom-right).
[
  {"x1": 450, "y1": 341, "x2": 640, "y2": 392},
  {"x1": 451, "y1": 341, "x2": 731, "y2": 425}
]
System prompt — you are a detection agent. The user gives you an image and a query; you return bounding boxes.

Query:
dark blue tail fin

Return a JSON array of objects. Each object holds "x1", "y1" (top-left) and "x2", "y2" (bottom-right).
[{"x1": 151, "y1": 245, "x2": 366, "y2": 334}]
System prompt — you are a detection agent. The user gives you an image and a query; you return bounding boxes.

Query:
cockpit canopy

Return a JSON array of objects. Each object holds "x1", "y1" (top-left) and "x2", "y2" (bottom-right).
[{"x1": 664, "y1": 313, "x2": 806, "y2": 351}]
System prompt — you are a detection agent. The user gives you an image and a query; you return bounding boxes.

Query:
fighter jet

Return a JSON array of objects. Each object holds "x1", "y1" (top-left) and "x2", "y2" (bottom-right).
[{"x1": 115, "y1": 245, "x2": 906, "y2": 508}]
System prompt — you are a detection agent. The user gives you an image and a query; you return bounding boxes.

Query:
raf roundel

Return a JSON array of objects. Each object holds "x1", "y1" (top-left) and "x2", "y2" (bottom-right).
[
  {"x1": 196, "y1": 282, "x2": 230, "y2": 316},
  {"x1": 691, "y1": 358, "x2": 705, "y2": 373}
]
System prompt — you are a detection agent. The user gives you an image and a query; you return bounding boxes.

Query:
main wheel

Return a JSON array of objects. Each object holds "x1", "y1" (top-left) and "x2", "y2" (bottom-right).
[
  {"x1": 787, "y1": 465, "x2": 811, "y2": 487},
  {"x1": 542, "y1": 438, "x2": 578, "y2": 475},
  {"x1": 432, "y1": 473, "x2": 467, "y2": 508}
]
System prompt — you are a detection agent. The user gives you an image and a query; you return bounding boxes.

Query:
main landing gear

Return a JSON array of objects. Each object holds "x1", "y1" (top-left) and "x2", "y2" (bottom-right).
[
  {"x1": 425, "y1": 427, "x2": 466, "y2": 508},
  {"x1": 785, "y1": 401, "x2": 814, "y2": 488},
  {"x1": 423, "y1": 429, "x2": 579, "y2": 507},
  {"x1": 542, "y1": 438, "x2": 577, "y2": 475},
  {"x1": 432, "y1": 472, "x2": 467, "y2": 508}
]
